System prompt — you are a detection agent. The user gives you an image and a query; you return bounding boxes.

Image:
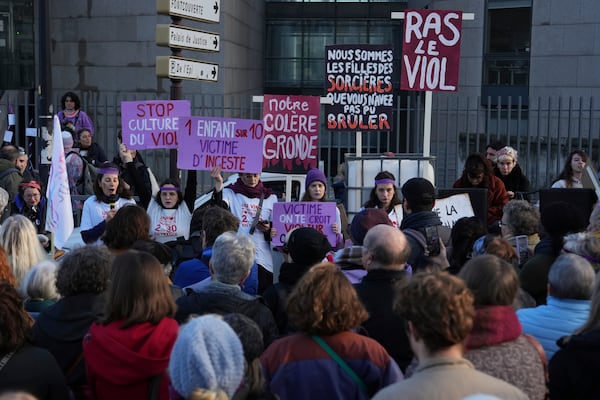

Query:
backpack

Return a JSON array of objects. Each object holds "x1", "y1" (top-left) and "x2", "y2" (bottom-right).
[{"x1": 66, "y1": 151, "x2": 97, "y2": 196}]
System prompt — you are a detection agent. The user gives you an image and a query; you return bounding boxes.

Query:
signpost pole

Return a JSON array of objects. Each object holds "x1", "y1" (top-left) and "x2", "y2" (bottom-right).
[{"x1": 169, "y1": 16, "x2": 183, "y2": 180}]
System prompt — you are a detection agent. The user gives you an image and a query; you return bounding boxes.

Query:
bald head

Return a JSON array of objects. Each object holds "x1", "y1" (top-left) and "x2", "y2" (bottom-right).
[{"x1": 362, "y1": 225, "x2": 411, "y2": 270}]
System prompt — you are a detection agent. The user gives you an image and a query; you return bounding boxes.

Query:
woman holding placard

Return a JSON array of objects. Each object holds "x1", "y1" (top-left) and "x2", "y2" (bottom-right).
[
  {"x1": 211, "y1": 166, "x2": 278, "y2": 294},
  {"x1": 146, "y1": 171, "x2": 196, "y2": 244},
  {"x1": 301, "y1": 168, "x2": 344, "y2": 248}
]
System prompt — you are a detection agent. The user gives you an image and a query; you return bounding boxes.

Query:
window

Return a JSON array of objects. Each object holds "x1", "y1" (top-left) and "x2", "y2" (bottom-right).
[{"x1": 482, "y1": 1, "x2": 532, "y2": 106}]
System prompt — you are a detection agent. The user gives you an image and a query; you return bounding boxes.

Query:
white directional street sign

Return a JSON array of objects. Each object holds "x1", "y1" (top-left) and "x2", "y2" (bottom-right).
[
  {"x1": 157, "y1": 0, "x2": 220, "y2": 23},
  {"x1": 156, "y1": 24, "x2": 220, "y2": 52},
  {"x1": 156, "y1": 56, "x2": 219, "y2": 82}
]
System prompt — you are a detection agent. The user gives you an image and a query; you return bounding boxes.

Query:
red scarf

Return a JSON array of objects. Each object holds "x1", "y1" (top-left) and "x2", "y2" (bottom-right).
[
  {"x1": 227, "y1": 178, "x2": 273, "y2": 199},
  {"x1": 465, "y1": 305, "x2": 522, "y2": 350}
]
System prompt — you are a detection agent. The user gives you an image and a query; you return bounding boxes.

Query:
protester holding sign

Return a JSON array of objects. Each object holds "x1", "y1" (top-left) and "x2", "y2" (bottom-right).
[
  {"x1": 80, "y1": 162, "x2": 136, "y2": 244},
  {"x1": 211, "y1": 166, "x2": 277, "y2": 294},
  {"x1": 147, "y1": 171, "x2": 196, "y2": 244},
  {"x1": 362, "y1": 171, "x2": 403, "y2": 227},
  {"x1": 301, "y1": 168, "x2": 344, "y2": 249},
  {"x1": 453, "y1": 153, "x2": 508, "y2": 228}
]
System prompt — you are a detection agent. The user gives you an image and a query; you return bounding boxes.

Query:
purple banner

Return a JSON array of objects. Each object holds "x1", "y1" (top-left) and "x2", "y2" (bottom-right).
[
  {"x1": 272, "y1": 202, "x2": 337, "y2": 247},
  {"x1": 177, "y1": 116, "x2": 265, "y2": 173},
  {"x1": 121, "y1": 100, "x2": 191, "y2": 150}
]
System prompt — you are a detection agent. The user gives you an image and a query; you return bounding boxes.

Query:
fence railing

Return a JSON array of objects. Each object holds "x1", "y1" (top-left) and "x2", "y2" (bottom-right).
[{"x1": 2, "y1": 90, "x2": 599, "y2": 197}]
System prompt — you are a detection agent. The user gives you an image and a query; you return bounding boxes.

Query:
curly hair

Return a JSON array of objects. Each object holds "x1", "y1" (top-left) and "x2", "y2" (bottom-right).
[
  {"x1": 287, "y1": 263, "x2": 368, "y2": 335},
  {"x1": 395, "y1": 271, "x2": 474, "y2": 352},
  {"x1": 459, "y1": 254, "x2": 519, "y2": 306},
  {"x1": 503, "y1": 200, "x2": 540, "y2": 236},
  {"x1": 0, "y1": 281, "x2": 33, "y2": 353},
  {"x1": 56, "y1": 246, "x2": 112, "y2": 296},
  {"x1": 363, "y1": 171, "x2": 402, "y2": 211},
  {"x1": 103, "y1": 205, "x2": 150, "y2": 250}
]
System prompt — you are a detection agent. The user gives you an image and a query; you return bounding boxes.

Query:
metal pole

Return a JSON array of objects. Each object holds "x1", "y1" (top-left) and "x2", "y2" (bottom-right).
[{"x1": 169, "y1": 16, "x2": 183, "y2": 180}]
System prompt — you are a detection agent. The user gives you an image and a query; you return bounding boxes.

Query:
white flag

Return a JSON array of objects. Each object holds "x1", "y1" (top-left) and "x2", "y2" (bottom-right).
[{"x1": 45, "y1": 115, "x2": 74, "y2": 249}]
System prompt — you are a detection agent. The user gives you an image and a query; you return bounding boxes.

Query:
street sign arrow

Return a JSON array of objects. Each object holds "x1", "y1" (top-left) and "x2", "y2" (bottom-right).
[
  {"x1": 156, "y1": 24, "x2": 220, "y2": 52},
  {"x1": 157, "y1": 0, "x2": 221, "y2": 23},
  {"x1": 156, "y1": 56, "x2": 219, "y2": 83}
]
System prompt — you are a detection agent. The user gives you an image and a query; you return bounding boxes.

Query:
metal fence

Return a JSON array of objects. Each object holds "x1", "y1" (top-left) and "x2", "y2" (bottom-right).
[{"x1": 1, "y1": 90, "x2": 599, "y2": 197}]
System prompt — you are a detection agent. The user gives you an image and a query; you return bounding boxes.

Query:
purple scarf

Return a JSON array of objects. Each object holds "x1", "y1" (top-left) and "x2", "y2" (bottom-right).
[{"x1": 227, "y1": 178, "x2": 274, "y2": 199}]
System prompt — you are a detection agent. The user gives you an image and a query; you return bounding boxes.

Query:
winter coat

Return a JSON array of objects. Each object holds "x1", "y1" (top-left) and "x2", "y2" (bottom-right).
[
  {"x1": 453, "y1": 174, "x2": 508, "y2": 225},
  {"x1": 516, "y1": 296, "x2": 590, "y2": 359},
  {"x1": 261, "y1": 332, "x2": 402, "y2": 400},
  {"x1": 354, "y1": 268, "x2": 413, "y2": 372},
  {"x1": 175, "y1": 280, "x2": 278, "y2": 347},
  {"x1": 83, "y1": 318, "x2": 178, "y2": 400},
  {"x1": 549, "y1": 328, "x2": 600, "y2": 399}
]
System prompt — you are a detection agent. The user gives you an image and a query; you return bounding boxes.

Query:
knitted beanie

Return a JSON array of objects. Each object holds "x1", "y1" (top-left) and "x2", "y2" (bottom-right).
[
  {"x1": 169, "y1": 315, "x2": 245, "y2": 398},
  {"x1": 305, "y1": 168, "x2": 327, "y2": 191},
  {"x1": 223, "y1": 313, "x2": 264, "y2": 362}
]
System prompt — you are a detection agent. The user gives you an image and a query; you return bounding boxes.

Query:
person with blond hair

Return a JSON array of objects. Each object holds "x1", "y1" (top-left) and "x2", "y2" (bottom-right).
[
  {"x1": 0, "y1": 215, "x2": 47, "y2": 288},
  {"x1": 261, "y1": 263, "x2": 402, "y2": 399},
  {"x1": 493, "y1": 146, "x2": 530, "y2": 200}
]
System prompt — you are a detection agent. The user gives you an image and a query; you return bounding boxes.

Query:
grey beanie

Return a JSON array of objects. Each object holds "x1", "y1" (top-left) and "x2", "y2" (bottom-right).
[{"x1": 169, "y1": 315, "x2": 245, "y2": 398}]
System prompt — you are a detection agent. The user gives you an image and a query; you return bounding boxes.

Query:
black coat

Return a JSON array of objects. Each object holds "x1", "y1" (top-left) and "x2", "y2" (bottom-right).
[
  {"x1": 175, "y1": 282, "x2": 278, "y2": 347},
  {"x1": 549, "y1": 328, "x2": 600, "y2": 399},
  {"x1": 354, "y1": 268, "x2": 413, "y2": 372},
  {"x1": 495, "y1": 163, "x2": 530, "y2": 196},
  {"x1": 0, "y1": 345, "x2": 69, "y2": 399},
  {"x1": 32, "y1": 293, "x2": 105, "y2": 388}
]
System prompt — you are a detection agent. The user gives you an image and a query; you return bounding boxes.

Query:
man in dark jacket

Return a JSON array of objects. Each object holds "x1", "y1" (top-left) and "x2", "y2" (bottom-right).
[
  {"x1": 0, "y1": 145, "x2": 23, "y2": 201},
  {"x1": 354, "y1": 224, "x2": 413, "y2": 372},
  {"x1": 400, "y1": 177, "x2": 451, "y2": 271},
  {"x1": 175, "y1": 231, "x2": 278, "y2": 347}
]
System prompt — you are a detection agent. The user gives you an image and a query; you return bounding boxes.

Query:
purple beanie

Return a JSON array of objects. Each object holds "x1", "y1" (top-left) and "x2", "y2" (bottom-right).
[{"x1": 305, "y1": 168, "x2": 327, "y2": 190}]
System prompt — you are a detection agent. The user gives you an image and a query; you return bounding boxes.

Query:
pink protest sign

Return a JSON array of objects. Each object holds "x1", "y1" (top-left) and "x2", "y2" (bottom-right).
[
  {"x1": 121, "y1": 100, "x2": 191, "y2": 149},
  {"x1": 272, "y1": 202, "x2": 337, "y2": 247},
  {"x1": 400, "y1": 9, "x2": 463, "y2": 92},
  {"x1": 177, "y1": 116, "x2": 265, "y2": 173},
  {"x1": 262, "y1": 94, "x2": 320, "y2": 174}
]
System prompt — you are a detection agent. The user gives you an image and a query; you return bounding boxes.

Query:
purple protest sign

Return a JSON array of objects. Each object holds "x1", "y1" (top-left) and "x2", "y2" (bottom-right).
[
  {"x1": 121, "y1": 100, "x2": 191, "y2": 150},
  {"x1": 177, "y1": 116, "x2": 265, "y2": 173},
  {"x1": 272, "y1": 202, "x2": 337, "y2": 247}
]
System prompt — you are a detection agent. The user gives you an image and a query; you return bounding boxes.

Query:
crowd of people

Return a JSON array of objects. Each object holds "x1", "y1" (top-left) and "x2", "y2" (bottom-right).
[{"x1": 2, "y1": 94, "x2": 600, "y2": 400}]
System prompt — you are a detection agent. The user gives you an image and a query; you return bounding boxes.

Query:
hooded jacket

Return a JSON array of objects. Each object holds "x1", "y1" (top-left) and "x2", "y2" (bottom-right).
[
  {"x1": 83, "y1": 318, "x2": 178, "y2": 400},
  {"x1": 400, "y1": 211, "x2": 451, "y2": 271},
  {"x1": 0, "y1": 157, "x2": 22, "y2": 200}
]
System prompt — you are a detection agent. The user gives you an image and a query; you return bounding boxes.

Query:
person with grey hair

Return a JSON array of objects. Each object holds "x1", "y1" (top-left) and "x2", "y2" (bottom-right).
[
  {"x1": 175, "y1": 232, "x2": 278, "y2": 346},
  {"x1": 517, "y1": 253, "x2": 594, "y2": 359},
  {"x1": 500, "y1": 200, "x2": 540, "y2": 263},
  {"x1": 562, "y1": 231, "x2": 600, "y2": 272},
  {"x1": 20, "y1": 260, "x2": 59, "y2": 317}
]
